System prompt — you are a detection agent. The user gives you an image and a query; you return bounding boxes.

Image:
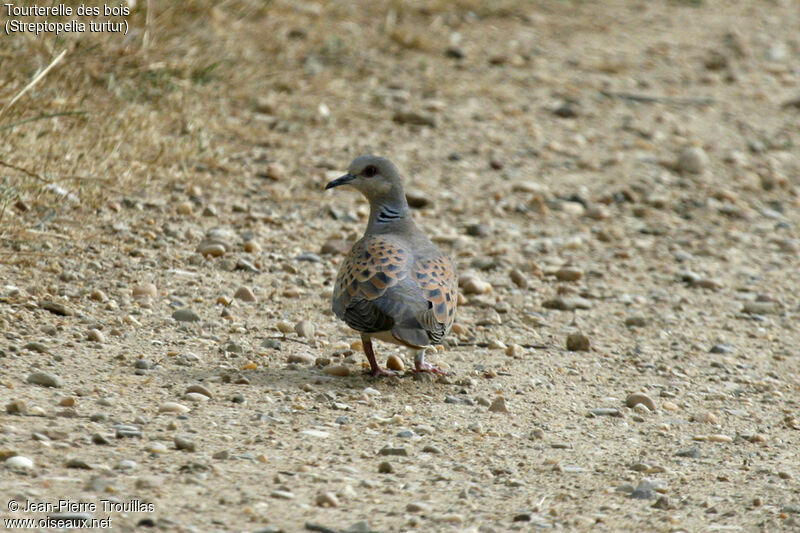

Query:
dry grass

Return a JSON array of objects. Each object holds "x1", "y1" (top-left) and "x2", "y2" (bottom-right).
[{"x1": 0, "y1": 0, "x2": 605, "y2": 245}]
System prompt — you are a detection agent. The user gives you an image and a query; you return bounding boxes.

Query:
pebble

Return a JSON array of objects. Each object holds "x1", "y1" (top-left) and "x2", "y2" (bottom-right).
[
  {"x1": 378, "y1": 461, "x2": 394, "y2": 473},
  {"x1": 114, "y1": 425, "x2": 142, "y2": 438},
  {"x1": 566, "y1": 333, "x2": 591, "y2": 352},
  {"x1": 677, "y1": 146, "x2": 708, "y2": 174},
  {"x1": 6, "y1": 456, "x2": 34, "y2": 469},
  {"x1": 662, "y1": 401, "x2": 679, "y2": 411},
  {"x1": 320, "y1": 239, "x2": 351, "y2": 255},
  {"x1": 27, "y1": 371, "x2": 64, "y2": 388},
  {"x1": 422, "y1": 445, "x2": 443, "y2": 454},
  {"x1": 405, "y1": 190, "x2": 430, "y2": 209},
  {"x1": 445, "y1": 46, "x2": 465, "y2": 59},
  {"x1": 244, "y1": 240, "x2": 261, "y2": 253},
  {"x1": 488, "y1": 339, "x2": 506, "y2": 350},
  {"x1": 323, "y1": 365, "x2": 351, "y2": 377},
  {"x1": 40, "y1": 301, "x2": 73, "y2": 316},
  {"x1": 743, "y1": 301, "x2": 780, "y2": 315},
  {"x1": 159, "y1": 402, "x2": 190, "y2": 414},
  {"x1": 445, "y1": 396, "x2": 475, "y2": 406},
  {"x1": 24, "y1": 342, "x2": 48, "y2": 353},
  {"x1": 287, "y1": 353, "x2": 314, "y2": 364},
  {"x1": 626, "y1": 393, "x2": 657, "y2": 411},
  {"x1": 184, "y1": 392, "x2": 209, "y2": 402},
  {"x1": 625, "y1": 316, "x2": 647, "y2": 328},
  {"x1": 707, "y1": 434, "x2": 733, "y2": 443},
  {"x1": 197, "y1": 242, "x2": 226, "y2": 257},
  {"x1": 693, "y1": 411, "x2": 717, "y2": 424},
  {"x1": 91, "y1": 433, "x2": 111, "y2": 445},
  {"x1": 393, "y1": 109, "x2": 436, "y2": 127},
  {"x1": 437, "y1": 514, "x2": 464, "y2": 524},
  {"x1": 132, "y1": 283, "x2": 158, "y2": 299},
  {"x1": 6, "y1": 400, "x2": 26, "y2": 415},
  {"x1": 234, "y1": 286, "x2": 256, "y2": 302},
  {"x1": 263, "y1": 163, "x2": 286, "y2": 181},
  {"x1": 555, "y1": 267, "x2": 583, "y2": 281},
  {"x1": 316, "y1": 492, "x2": 340, "y2": 507},
  {"x1": 386, "y1": 354, "x2": 404, "y2": 371},
  {"x1": 186, "y1": 384, "x2": 213, "y2": 398},
  {"x1": 709, "y1": 344, "x2": 734, "y2": 354},
  {"x1": 173, "y1": 308, "x2": 201, "y2": 322},
  {"x1": 589, "y1": 408, "x2": 621, "y2": 417},
  {"x1": 66, "y1": 458, "x2": 92, "y2": 469},
  {"x1": 295, "y1": 320, "x2": 315, "y2": 338},
  {"x1": 450, "y1": 323, "x2": 469, "y2": 337},
  {"x1": 675, "y1": 446, "x2": 702, "y2": 458},
  {"x1": 90, "y1": 289, "x2": 107, "y2": 302},
  {"x1": 270, "y1": 490, "x2": 295, "y2": 499},
  {"x1": 174, "y1": 435, "x2": 196, "y2": 451},
  {"x1": 585, "y1": 205, "x2": 610, "y2": 220},
  {"x1": 509, "y1": 268, "x2": 528, "y2": 289},
  {"x1": 262, "y1": 339, "x2": 281, "y2": 350},
  {"x1": 505, "y1": 344, "x2": 524, "y2": 357},
  {"x1": 379, "y1": 446, "x2": 408, "y2": 456},
  {"x1": 543, "y1": 297, "x2": 592, "y2": 310},
  {"x1": 460, "y1": 276, "x2": 491, "y2": 295},
  {"x1": 406, "y1": 502, "x2": 431, "y2": 513},
  {"x1": 134, "y1": 359, "x2": 152, "y2": 370},
  {"x1": 465, "y1": 223, "x2": 490, "y2": 237},
  {"x1": 59, "y1": 396, "x2": 76, "y2": 407},
  {"x1": 300, "y1": 429, "x2": 331, "y2": 439},
  {"x1": 87, "y1": 328, "x2": 105, "y2": 343},
  {"x1": 630, "y1": 480, "x2": 657, "y2": 500},
  {"x1": 553, "y1": 100, "x2": 579, "y2": 118},
  {"x1": 488, "y1": 397, "x2": 509, "y2": 413}
]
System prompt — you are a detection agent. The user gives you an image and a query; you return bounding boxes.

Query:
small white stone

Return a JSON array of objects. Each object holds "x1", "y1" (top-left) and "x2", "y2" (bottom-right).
[
  {"x1": 158, "y1": 402, "x2": 190, "y2": 414},
  {"x1": 677, "y1": 146, "x2": 709, "y2": 175},
  {"x1": 299, "y1": 429, "x2": 330, "y2": 439},
  {"x1": 5, "y1": 456, "x2": 34, "y2": 469},
  {"x1": 184, "y1": 392, "x2": 209, "y2": 403},
  {"x1": 294, "y1": 320, "x2": 316, "y2": 338}
]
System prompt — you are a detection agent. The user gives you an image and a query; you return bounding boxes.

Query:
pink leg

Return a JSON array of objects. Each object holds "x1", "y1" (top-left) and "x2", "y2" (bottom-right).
[
  {"x1": 362, "y1": 335, "x2": 395, "y2": 377},
  {"x1": 412, "y1": 349, "x2": 451, "y2": 376}
]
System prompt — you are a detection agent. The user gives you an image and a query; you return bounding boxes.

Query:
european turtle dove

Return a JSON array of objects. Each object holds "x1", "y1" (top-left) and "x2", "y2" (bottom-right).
[{"x1": 325, "y1": 155, "x2": 458, "y2": 376}]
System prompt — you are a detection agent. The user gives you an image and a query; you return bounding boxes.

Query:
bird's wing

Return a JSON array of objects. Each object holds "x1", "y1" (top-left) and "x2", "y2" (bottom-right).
[
  {"x1": 405, "y1": 253, "x2": 458, "y2": 344},
  {"x1": 332, "y1": 236, "x2": 413, "y2": 333}
]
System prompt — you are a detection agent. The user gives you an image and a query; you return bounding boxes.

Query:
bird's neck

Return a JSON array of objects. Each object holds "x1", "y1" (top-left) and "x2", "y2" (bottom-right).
[{"x1": 367, "y1": 196, "x2": 412, "y2": 234}]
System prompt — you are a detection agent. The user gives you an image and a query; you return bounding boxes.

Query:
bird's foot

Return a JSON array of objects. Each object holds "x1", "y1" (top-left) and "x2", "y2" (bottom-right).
[
  {"x1": 412, "y1": 361, "x2": 451, "y2": 376},
  {"x1": 368, "y1": 367, "x2": 396, "y2": 377}
]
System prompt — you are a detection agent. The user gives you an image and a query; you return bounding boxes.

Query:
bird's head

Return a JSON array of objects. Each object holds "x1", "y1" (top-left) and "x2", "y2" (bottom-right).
[{"x1": 325, "y1": 155, "x2": 404, "y2": 203}]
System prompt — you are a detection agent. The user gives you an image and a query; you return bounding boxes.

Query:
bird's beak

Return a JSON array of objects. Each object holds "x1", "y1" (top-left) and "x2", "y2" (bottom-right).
[{"x1": 325, "y1": 173, "x2": 355, "y2": 190}]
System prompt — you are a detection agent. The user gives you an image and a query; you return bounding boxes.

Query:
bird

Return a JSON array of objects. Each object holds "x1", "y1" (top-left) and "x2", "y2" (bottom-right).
[{"x1": 325, "y1": 155, "x2": 458, "y2": 376}]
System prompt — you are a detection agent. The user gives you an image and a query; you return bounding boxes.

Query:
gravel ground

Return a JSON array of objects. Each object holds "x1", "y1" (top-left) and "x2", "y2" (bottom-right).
[{"x1": 2, "y1": 1, "x2": 800, "y2": 532}]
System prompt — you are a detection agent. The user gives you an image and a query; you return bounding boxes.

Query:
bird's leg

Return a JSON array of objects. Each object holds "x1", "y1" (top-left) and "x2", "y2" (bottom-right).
[
  {"x1": 361, "y1": 334, "x2": 394, "y2": 377},
  {"x1": 412, "y1": 348, "x2": 450, "y2": 376}
]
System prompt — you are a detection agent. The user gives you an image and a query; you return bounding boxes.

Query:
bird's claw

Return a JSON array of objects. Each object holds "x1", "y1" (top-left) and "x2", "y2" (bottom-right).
[{"x1": 412, "y1": 362, "x2": 451, "y2": 376}]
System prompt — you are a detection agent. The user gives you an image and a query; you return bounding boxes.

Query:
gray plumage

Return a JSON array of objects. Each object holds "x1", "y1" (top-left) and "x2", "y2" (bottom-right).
[{"x1": 325, "y1": 155, "x2": 458, "y2": 375}]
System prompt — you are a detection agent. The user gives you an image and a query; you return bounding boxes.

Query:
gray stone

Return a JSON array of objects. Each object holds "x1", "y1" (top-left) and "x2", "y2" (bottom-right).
[
  {"x1": 173, "y1": 308, "x2": 201, "y2": 322},
  {"x1": 27, "y1": 371, "x2": 63, "y2": 388}
]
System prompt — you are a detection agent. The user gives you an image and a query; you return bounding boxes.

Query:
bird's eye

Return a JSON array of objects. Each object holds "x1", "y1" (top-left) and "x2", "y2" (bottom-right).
[{"x1": 363, "y1": 165, "x2": 378, "y2": 178}]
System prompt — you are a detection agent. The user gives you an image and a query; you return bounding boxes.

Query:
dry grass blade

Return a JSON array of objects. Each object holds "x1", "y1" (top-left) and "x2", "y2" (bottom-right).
[
  {"x1": 0, "y1": 160, "x2": 47, "y2": 182},
  {"x1": 0, "y1": 49, "x2": 67, "y2": 120},
  {"x1": 0, "y1": 110, "x2": 87, "y2": 132}
]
